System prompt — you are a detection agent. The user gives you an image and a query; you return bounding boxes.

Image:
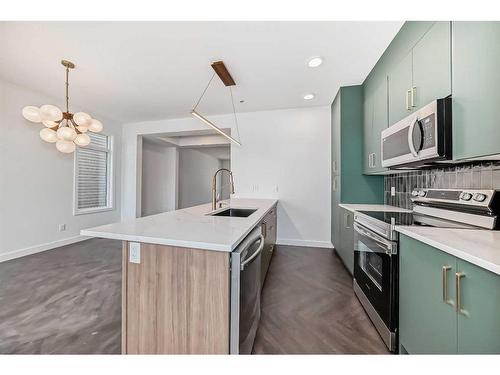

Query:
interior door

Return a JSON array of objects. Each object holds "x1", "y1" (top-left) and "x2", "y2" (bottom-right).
[
  {"x1": 388, "y1": 51, "x2": 413, "y2": 126},
  {"x1": 399, "y1": 235, "x2": 457, "y2": 354},
  {"x1": 412, "y1": 21, "x2": 451, "y2": 110},
  {"x1": 456, "y1": 259, "x2": 500, "y2": 354}
]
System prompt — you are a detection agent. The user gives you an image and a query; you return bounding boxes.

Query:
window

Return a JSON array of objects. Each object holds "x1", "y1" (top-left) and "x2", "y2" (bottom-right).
[{"x1": 74, "y1": 133, "x2": 113, "y2": 215}]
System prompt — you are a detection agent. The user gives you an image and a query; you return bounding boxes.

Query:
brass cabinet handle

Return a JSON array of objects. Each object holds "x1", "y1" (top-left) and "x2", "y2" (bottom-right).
[
  {"x1": 455, "y1": 272, "x2": 466, "y2": 314},
  {"x1": 442, "y1": 266, "x2": 452, "y2": 305},
  {"x1": 411, "y1": 86, "x2": 417, "y2": 107},
  {"x1": 261, "y1": 222, "x2": 267, "y2": 238}
]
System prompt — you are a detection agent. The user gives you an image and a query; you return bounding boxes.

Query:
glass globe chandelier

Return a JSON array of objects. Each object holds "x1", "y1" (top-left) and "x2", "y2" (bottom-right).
[{"x1": 22, "y1": 60, "x2": 103, "y2": 153}]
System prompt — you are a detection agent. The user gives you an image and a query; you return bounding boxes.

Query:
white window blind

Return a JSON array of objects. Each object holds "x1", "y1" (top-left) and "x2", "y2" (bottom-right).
[{"x1": 74, "y1": 133, "x2": 112, "y2": 214}]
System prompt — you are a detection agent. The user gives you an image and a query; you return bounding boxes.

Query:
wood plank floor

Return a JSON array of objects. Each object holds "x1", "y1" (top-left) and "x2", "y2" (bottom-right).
[
  {"x1": 0, "y1": 240, "x2": 388, "y2": 354},
  {"x1": 252, "y1": 245, "x2": 389, "y2": 354},
  {"x1": 0, "y1": 238, "x2": 122, "y2": 354}
]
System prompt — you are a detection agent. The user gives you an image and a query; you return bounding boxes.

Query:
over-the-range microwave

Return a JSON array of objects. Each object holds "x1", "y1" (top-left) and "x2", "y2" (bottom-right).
[{"x1": 381, "y1": 97, "x2": 452, "y2": 169}]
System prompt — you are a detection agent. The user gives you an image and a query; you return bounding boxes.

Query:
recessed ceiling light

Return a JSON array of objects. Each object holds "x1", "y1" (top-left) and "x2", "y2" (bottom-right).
[
  {"x1": 308, "y1": 57, "x2": 323, "y2": 68},
  {"x1": 303, "y1": 93, "x2": 315, "y2": 100}
]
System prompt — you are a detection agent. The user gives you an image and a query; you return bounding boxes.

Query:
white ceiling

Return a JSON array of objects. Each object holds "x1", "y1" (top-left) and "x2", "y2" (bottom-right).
[{"x1": 0, "y1": 21, "x2": 402, "y2": 124}]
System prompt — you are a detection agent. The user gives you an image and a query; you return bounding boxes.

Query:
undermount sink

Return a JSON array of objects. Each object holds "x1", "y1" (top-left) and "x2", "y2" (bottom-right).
[{"x1": 209, "y1": 208, "x2": 257, "y2": 218}]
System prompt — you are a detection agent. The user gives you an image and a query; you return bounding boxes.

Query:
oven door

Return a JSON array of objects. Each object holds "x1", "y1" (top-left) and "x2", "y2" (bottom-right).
[{"x1": 353, "y1": 222, "x2": 398, "y2": 330}]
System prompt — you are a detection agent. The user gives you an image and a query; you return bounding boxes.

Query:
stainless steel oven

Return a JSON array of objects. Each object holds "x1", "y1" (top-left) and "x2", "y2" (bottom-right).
[
  {"x1": 353, "y1": 221, "x2": 398, "y2": 352},
  {"x1": 381, "y1": 97, "x2": 452, "y2": 169}
]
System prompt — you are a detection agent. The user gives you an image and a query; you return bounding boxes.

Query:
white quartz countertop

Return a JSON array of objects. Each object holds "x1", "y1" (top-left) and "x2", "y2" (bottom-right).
[
  {"x1": 339, "y1": 204, "x2": 411, "y2": 213},
  {"x1": 396, "y1": 226, "x2": 500, "y2": 276},
  {"x1": 81, "y1": 198, "x2": 278, "y2": 252}
]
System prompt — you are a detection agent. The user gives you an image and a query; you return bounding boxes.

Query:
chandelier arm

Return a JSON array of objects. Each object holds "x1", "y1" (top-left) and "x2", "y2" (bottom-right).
[
  {"x1": 193, "y1": 72, "x2": 216, "y2": 111},
  {"x1": 229, "y1": 86, "x2": 241, "y2": 143},
  {"x1": 65, "y1": 66, "x2": 70, "y2": 113}
]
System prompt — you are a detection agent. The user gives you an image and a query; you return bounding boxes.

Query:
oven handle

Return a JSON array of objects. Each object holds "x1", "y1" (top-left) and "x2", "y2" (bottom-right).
[{"x1": 353, "y1": 222, "x2": 397, "y2": 255}]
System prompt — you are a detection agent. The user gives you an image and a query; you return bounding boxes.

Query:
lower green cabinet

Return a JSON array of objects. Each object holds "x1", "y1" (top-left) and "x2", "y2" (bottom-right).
[
  {"x1": 336, "y1": 207, "x2": 354, "y2": 274},
  {"x1": 399, "y1": 234, "x2": 500, "y2": 354},
  {"x1": 456, "y1": 259, "x2": 500, "y2": 354},
  {"x1": 399, "y1": 235, "x2": 457, "y2": 354}
]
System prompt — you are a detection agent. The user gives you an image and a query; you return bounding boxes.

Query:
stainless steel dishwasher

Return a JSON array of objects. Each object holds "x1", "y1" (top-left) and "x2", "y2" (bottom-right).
[{"x1": 230, "y1": 226, "x2": 264, "y2": 354}]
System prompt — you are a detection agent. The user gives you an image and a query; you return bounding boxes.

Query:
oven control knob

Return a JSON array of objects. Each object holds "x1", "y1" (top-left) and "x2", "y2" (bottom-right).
[
  {"x1": 461, "y1": 192, "x2": 473, "y2": 201},
  {"x1": 418, "y1": 190, "x2": 427, "y2": 197},
  {"x1": 473, "y1": 193, "x2": 487, "y2": 202},
  {"x1": 411, "y1": 190, "x2": 419, "y2": 197}
]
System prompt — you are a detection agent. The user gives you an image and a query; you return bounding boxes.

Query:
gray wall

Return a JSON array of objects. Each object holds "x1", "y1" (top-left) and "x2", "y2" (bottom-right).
[
  {"x1": 385, "y1": 161, "x2": 500, "y2": 209},
  {"x1": 141, "y1": 139, "x2": 178, "y2": 216},
  {"x1": 178, "y1": 148, "x2": 223, "y2": 209}
]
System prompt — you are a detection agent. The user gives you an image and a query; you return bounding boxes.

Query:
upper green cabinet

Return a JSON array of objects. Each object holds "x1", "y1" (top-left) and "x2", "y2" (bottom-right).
[
  {"x1": 412, "y1": 21, "x2": 451, "y2": 110},
  {"x1": 452, "y1": 22, "x2": 500, "y2": 160},
  {"x1": 388, "y1": 51, "x2": 413, "y2": 126},
  {"x1": 387, "y1": 22, "x2": 451, "y2": 126},
  {"x1": 399, "y1": 234, "x2": 500, "y2": 354}
]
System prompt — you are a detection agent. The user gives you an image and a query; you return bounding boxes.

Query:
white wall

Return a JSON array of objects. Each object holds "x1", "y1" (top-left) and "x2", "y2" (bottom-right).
[
  {"x1": 0, "y1": 79, "x2": 122, "y2": 261},
  {"x1": 141, "y1": 139, "x2": 178, "y2": 216},
  {"x1": 121, "y1": 106, "x2": 331, "y2": 248},
  {"x1": 178, "y1": 148, "x2": 222, "y2": 209}
]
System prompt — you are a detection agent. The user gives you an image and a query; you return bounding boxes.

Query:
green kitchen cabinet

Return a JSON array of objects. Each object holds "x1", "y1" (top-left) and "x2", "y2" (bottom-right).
[
  {"x1": 387, "y1": 22, "x2": 451, "y2": 127},
  {"x1": 337, "y1": 207, "x2": 354, "y2": 274},
  {"x1": 456, "y1": 259, "x2": 500, "y2": 354},
  {"x1": 331, "y1": 86, "x2": 384, "y2": 270},
  {"x1": 452, "y1": 22, "x2": 500, "y2": 160},
  {"x1": 371, "y1": 79, "x2": 388, "y2": 173},
  {"x1": 399, "y1": 234, "x2": 500, "y2": 354},
  {"x1": 363, "y1": 82, "x2": 374, "y2": 174},
  {"x1": 399, "y1": 235, "x2": 457, "y2": 354},
  {"x1": 388, "y1": 51, "x2": 413, "y2": 126},
  {"x1": 412, "y1": 21, "x2": 451, "y2": 110}
]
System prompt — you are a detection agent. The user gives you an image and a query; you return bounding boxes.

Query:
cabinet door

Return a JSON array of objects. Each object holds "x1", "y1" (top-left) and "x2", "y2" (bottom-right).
[
  {"x1": 412, "y1": 22, "x2": 451, "y2": 110},
  {"x1": 399, "y1": 235, "x2": 457, "y2": 354},
  {"x1": 452, "y1": 22, "x2": 500, "y2": 160},
  {"x1": 388, "y1": 51, "x2": 413, "y2": 126},
  {"x1": 371, "y1": 78, "x2": 388, "y2": 173},
  {"x1": 339, "y1": 209, "x2": 354, "y2": 274},
  {"x1": 331, "y1": 93, "x2": 341, "y2": 175},
  {"x1": 331, "y1": 178, "x2": 341, "y2": 249},
  {"x1": 456, "y1": 259, "x2": 500, "y2": 354},
  {"x1": 363, "y1": 83, "x2": 374, "y2": 174}
]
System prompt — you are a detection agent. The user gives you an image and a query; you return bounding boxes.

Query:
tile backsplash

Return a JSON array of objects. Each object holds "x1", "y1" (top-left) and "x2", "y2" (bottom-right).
[{"x1": 384, "y1": 161, "x2": 500, "y2": 209}]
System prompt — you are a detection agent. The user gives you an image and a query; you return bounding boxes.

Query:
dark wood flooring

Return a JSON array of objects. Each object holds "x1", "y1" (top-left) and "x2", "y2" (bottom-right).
[
  {"x1": 0, "y1": 240, "x2": 387, "y2": 354},
  {"x1": 253, "y1": 245, "x2": 389, "y2": 354},
  {"x1": 0, "y1": 238, "x2": 122, "y2": 354}
]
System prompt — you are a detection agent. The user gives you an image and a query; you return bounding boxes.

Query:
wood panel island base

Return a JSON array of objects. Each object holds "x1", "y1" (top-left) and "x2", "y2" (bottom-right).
[
  {"x1": 81, "y1": 198, "x2": 278, "y2": 355},
  {"x1": 121, "y1": 242, "x2": 230, "y2": 354}
]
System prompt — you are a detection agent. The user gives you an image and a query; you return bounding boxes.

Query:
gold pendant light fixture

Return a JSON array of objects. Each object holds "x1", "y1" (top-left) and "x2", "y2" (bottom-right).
[
  {"x1": 191, "y1": 61, "x2": 242, "y2": 146},
  {"x1": 22, "y1": 60, "x2": 103, "y2": 153}
]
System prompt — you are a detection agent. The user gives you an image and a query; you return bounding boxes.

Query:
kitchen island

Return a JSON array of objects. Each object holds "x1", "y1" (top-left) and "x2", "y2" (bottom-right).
[{"x1": 81, "y1": 198, "x2": 278, "y2": 354}]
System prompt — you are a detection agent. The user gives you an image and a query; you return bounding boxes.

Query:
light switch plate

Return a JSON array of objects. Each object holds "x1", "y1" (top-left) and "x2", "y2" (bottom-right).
[
  {"x1": 391, "y1": 186, "x2": 396, "y2": 196},
  {"x1": 129, "y1": 242, "x2": 141, "y2": 264}
]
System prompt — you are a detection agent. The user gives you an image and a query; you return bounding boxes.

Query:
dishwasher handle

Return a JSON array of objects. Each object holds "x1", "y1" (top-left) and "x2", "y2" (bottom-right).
[{"x1": 240, "y1": 235, "x2": 265, "y2": 271}]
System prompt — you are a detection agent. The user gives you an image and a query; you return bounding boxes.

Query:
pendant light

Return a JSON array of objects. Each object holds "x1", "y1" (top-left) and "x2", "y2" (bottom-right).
[
  {"x1": 22, "y1": 60, "x2": 103, "y2": 153},
  {"x1": 191, "y1": 61, "x2": 242, "y2": 146}
]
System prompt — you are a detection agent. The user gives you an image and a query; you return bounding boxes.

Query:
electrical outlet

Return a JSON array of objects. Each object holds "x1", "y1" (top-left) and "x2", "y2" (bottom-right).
[
  {"x1": 274, "y1": 184, "x2": 279, "y2": 193},
  {"x1": 391, "y1": 186, "x2": 396, "y2": 197},
  {"x1": 129, "y1": 242, "x2": 141, "y2": 264},
  {"x1": 58, "y1": 224, "x2": 66, "y2": 232}
]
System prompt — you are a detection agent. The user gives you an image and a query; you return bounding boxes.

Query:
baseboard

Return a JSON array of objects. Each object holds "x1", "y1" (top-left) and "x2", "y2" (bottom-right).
[
  {"x1": 0, "y1": 235, "x2": 89, "y2": 263},
  {"x1": 276, "y1": 238, "x2": 334, "y2": 249}
]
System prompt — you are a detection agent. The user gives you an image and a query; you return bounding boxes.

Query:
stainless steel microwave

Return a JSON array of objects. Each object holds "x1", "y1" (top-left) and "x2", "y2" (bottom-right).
[{"x1": 381, "y1": 97, "x2": 452, "y2": 169}]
